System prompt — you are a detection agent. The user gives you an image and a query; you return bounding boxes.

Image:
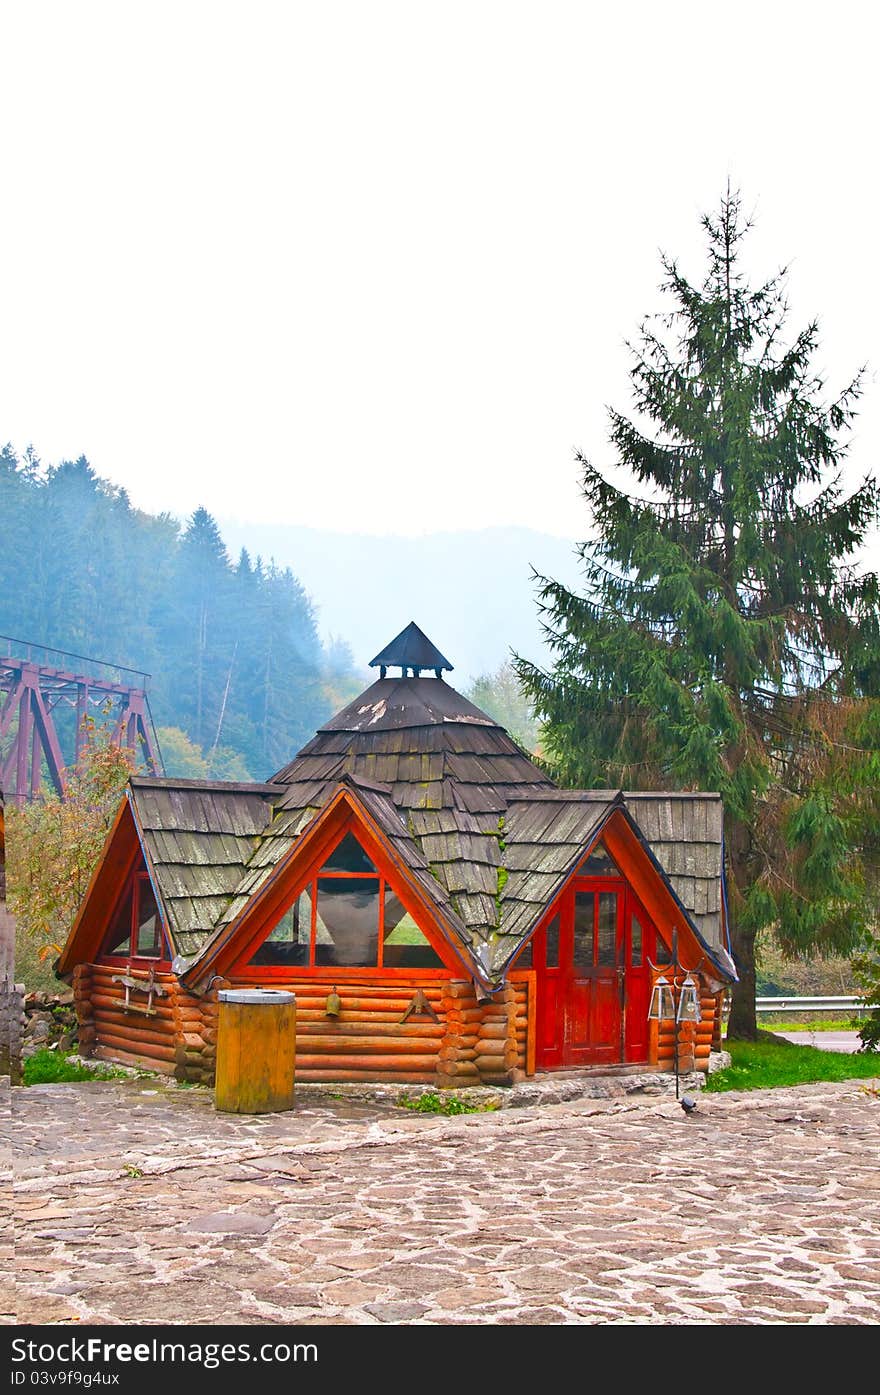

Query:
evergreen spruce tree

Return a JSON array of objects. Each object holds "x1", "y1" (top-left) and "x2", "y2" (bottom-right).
[
  {"x1": 166, "y1": 507, "x2": 233, "y2": 748},
  {"x1": 515, "y1": 191, "x2": 880, "y2": 1039}
]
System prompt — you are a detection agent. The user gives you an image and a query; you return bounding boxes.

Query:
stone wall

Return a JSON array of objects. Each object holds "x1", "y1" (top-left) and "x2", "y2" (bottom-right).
[
  {"x1": 0, "y1": 969, "x2": 25, "y2": 1085},
  {"x1": 0, "y1": 787, "x2": 24, "y2": 1082}
]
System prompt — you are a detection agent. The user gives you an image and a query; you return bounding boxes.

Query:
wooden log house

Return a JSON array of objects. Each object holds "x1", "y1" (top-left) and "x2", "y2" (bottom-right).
[{"x1": 57, "y1": 624, "x2": 736, "y2": 1086}]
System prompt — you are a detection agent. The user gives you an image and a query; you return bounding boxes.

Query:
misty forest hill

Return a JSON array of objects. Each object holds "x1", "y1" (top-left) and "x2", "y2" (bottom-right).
[
  {"x1": 217, "y1": 520, "x2": 585, "y2": 686},
  {"x1": 0, "y1": 446, "x2": 582, "y2": 781},
  {"x1": 0, "y1": 447, "x2": 356, "y2": 781}
]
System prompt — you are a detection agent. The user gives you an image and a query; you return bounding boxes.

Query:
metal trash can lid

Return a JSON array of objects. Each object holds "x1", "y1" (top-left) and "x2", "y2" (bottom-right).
[{"x1": 218, "y1": 989, "x2": 296, "y2": 1005}]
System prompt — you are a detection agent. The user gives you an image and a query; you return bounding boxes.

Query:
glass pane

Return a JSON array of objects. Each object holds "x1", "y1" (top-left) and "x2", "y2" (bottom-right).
[
  {"x1": 656, "y1": 936, "x2": 672, "y2": 965},
  {"x1": 544, "y1": 914, "x2": 560, "y2": 968},
  {"x1": 382, "y1": 890, "x2": 443, "y2": 967},
  {"x1": 134, "y1": 878, "x2": 162, "y2": 958},
  {"x1": 250, "y1": 891, "x2": 312, "y2": 966},
  {"x1": 573, "y1": 892, "x2": 595, "y2": 968},
  {"x1": 314, "y1": 876, "x2": 380, "y2": 966},
  {"x1": 104, "y1": 884, "x2": 133, "y2": 955},
  {"x1": 597, "y1": 892, "x2": 617, "y2": 965},
  {"x1": 580, "y1": 840, "x2": 621, "y2": 876},
  {"x1": 321, "y1": 831, "x2": 376, "y2": 874},
  {"x1": 515, "y1": 939, "x2": 533, "y2": 968},
  {"x1": 630, "y1": 914, "x2": 643, "y2": 968}
]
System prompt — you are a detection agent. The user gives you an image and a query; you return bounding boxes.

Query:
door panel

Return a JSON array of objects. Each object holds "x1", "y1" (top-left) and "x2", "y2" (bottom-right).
[
  {"x1": 572, "y1": 891, "x2": 594, "y2": 968},
  {"x1": 535, "y1": 913, "x2": 563, "y2": 1066}
]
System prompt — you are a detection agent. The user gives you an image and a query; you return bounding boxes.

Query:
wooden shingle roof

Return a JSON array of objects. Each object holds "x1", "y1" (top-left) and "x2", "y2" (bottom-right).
[
  {"x1": 256, "y1": 677, "x2": 731, "y2": 983},
  {"x1": 264, "y1": 677, "x2": 554, "y2": 967},
  {"x1": 128, "y1": 778, "x2": 281, "y2": 958},
  {"x1": 113, "y1": 673, "x2": 732, "y2": 988}
]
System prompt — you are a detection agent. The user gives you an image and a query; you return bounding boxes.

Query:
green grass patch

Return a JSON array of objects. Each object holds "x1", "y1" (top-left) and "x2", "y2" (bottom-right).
[
  {"x1": 23, "y1": 1049, "x2": 128, "y2": 1085},
  {"x1": 397, "y1": 1090, "x2": 500, "y2": 1116},
  {"x1": 706, "y1": 1037, "x2": 880, "y2": 1093}
]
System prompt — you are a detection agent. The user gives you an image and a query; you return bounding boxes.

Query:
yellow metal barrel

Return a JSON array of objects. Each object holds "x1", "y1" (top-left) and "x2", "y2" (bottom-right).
[{"x1": 215, "y1": 988, "x2": 296, "y2": 1114}]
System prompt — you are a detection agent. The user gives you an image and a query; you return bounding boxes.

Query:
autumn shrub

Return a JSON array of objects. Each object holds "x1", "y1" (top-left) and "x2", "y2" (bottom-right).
[{"x1": 6, "y1": 716, "x2": 136, "y2": 989}]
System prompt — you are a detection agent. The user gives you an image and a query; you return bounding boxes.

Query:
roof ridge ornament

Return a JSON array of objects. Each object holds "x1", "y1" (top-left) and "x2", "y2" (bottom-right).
[{"x1": 369, "y1": 622, "x2": 454, "y2": 679}]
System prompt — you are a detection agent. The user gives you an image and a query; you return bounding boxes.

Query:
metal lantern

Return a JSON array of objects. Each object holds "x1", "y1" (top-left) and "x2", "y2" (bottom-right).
[
  {"x1": 676, "y1": 973, "x2": 702, "y2": 1023},
  {"x1": 648, "y1": 975, "x2": 676, "y2": 1021}
]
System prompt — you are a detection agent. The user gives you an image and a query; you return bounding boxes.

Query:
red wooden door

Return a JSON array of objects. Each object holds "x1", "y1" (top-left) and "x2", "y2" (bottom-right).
[
  {"x1": 534, "y1": 881, "x2": 659, "y2": 1068},
  {"x1": 568, "y1": 882, "x2": 622, "y2": 1065}
]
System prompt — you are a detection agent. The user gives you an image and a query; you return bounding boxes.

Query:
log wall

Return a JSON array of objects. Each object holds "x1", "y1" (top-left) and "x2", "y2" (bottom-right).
[
  {"x1": 712, "y1": 991, "x2": 725, "y2": 1051},
  {"x1": 76, "y1": 967, "x2": 533, "y2": 1086},
  {"x1": 76, "y1": 962, "x2": 719, "y2": 1083},
  {"x1": 652, "y1": 978, "x2": 719, "y2": 1073},
  {"x1": 435, "y1": 980, "x2": 523, "y2": 1088},
  {"x1": 237, "y1": 976, "x2": 446, "y2": 1084},
  {"x1": 76, "y1": 963, "x2": 180, "y2": 1075},
  {"x1": 512, "y1": 977, "x2": 531, "y2": 1075}
]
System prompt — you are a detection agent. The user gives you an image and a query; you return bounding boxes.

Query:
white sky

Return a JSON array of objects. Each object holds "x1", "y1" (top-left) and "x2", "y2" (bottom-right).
[{"x1": 2, "y1": 2, "x2": 878, "y2": 548}]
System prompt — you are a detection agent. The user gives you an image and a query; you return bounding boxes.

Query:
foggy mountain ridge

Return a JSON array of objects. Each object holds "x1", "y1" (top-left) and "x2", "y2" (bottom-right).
[{"x1": 217, "y1": 521, "x2": 585, "y2": 684}]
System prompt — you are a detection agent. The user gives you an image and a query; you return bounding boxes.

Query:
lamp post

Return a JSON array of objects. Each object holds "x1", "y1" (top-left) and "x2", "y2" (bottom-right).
[{"x1": 648, "y1": 929, "x2": 701, "y2": 1099}]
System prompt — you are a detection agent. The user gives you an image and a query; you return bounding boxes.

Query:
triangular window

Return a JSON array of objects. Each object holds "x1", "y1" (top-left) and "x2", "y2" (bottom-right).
[
  {"x1": 101, "y1": 872, "x2": 166, "y2": 960},
  {"x1": 322, "y1": 832, "x2": 376, "y2": 874},
  {"x1": 104, "y1": 884, "x2": 135, "y2": 956},
  {"x1": 249, "y1": 891, "x2": 312, "y2": 966},
  {"x1": 244, "y1": 824, "x2": 447, "y2": 970},
  {"x1": 383, "y1": 891, "x2": 443, "y2": 967},
  {"x1": 134, "y1": 878, "x2": 162, "y2": 957},
  {"x1": 314, "y1": 876, "x2": 381, "y2": 965},
  {"x1": 579, "y1": 840, "x2": 621, "y2": 876}
]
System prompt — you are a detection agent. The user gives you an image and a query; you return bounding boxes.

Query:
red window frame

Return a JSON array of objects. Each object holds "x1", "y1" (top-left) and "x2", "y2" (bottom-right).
[
  {"x1": 232, "y1": 816, "x2": 458, "y2": 979},
  {"x1": 99, "y1": 868, "x2": 170, "y2": 965},
  {"x1": 251, "y1": 867, "x2": 445, "y2": 971}
]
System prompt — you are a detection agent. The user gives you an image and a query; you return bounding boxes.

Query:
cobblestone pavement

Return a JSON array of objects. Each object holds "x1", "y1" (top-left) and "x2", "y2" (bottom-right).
[{"x1": 5, "y1": 1075, "x2": 880, "y2": 1326}]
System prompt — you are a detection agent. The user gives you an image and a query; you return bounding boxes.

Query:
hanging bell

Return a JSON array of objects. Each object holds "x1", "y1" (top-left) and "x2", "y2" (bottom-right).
[
  {"x1": 676, "y1": 974, "x2": 702, "y2": 1023},
  {"x1": 648, "y1": 975, "x2": 676, "y2": 1021},
  {"x1": 325, "y1": 986, "x2": 342, "y2": 1018}
]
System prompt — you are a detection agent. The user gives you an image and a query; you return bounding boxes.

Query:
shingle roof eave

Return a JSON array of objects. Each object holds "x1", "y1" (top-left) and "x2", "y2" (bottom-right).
[{"x1": 128, "y1": 779, "x2": 278, "y2": 954}]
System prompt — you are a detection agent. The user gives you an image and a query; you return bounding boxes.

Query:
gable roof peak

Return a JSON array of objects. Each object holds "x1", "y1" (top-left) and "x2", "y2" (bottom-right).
[{"x1": 369, "y1": 622, "x2": 453, "y2": 677}]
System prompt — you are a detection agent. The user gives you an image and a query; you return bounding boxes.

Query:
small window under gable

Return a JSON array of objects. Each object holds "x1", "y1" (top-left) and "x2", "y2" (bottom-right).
[
  {"x1": 244, "y1": 825, "x2": 446, "y2": 971},
  {"x1": 135, "y1": 878, "x2": 162, "y2": 957},
  {"x1": 579, "y1": 839, "x2": 622, "y2": 876},
  {"x1": 100, "y1": 871, "x2": 167, "y2": 961}
]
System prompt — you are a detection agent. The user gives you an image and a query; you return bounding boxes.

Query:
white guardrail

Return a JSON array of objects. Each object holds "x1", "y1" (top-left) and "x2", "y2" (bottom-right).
[{"x1": 754, "y1": 995, "x2": 877, "y2": 1014}]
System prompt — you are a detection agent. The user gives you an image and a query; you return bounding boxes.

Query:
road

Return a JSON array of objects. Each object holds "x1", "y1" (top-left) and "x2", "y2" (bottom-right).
[{"x1": 774, "y1": 1031, "x2": 865, "y2": 1053}]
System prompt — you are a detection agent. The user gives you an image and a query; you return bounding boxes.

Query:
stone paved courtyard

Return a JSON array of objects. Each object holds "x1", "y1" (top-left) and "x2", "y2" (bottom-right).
[{"x1": 4, "y1": 1075, "x2": 880, "y2": 1325}]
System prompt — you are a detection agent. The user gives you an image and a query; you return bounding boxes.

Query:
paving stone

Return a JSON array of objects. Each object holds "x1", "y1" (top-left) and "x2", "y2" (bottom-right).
[
  {"x1": 184, "y1": 1211, "x2": 275, "y2": 1235},
  {"x1": 8, "y1": 1076, "x2": 880, "y2": 1325}
]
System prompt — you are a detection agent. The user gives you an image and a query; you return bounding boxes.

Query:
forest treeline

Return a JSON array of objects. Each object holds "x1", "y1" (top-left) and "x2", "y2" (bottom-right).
[{"x1": 0, "y1": 445, "x2": 363, "y2": 780}]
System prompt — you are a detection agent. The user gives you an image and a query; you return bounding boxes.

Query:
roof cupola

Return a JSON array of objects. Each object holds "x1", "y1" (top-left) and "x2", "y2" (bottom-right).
[{"x1": 368, "y1": 622, "x2": 453, "y2": 679}]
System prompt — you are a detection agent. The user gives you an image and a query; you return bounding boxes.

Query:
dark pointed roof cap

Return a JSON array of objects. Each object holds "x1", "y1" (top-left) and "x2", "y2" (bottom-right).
[{"x1": 369, "y1": 622, "x2": 453, "y2": 674}]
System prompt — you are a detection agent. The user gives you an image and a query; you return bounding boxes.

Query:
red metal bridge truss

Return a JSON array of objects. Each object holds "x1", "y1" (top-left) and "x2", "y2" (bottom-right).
[{"x1": 0, "y1": 637, "x2": 162, "y2": 803}]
